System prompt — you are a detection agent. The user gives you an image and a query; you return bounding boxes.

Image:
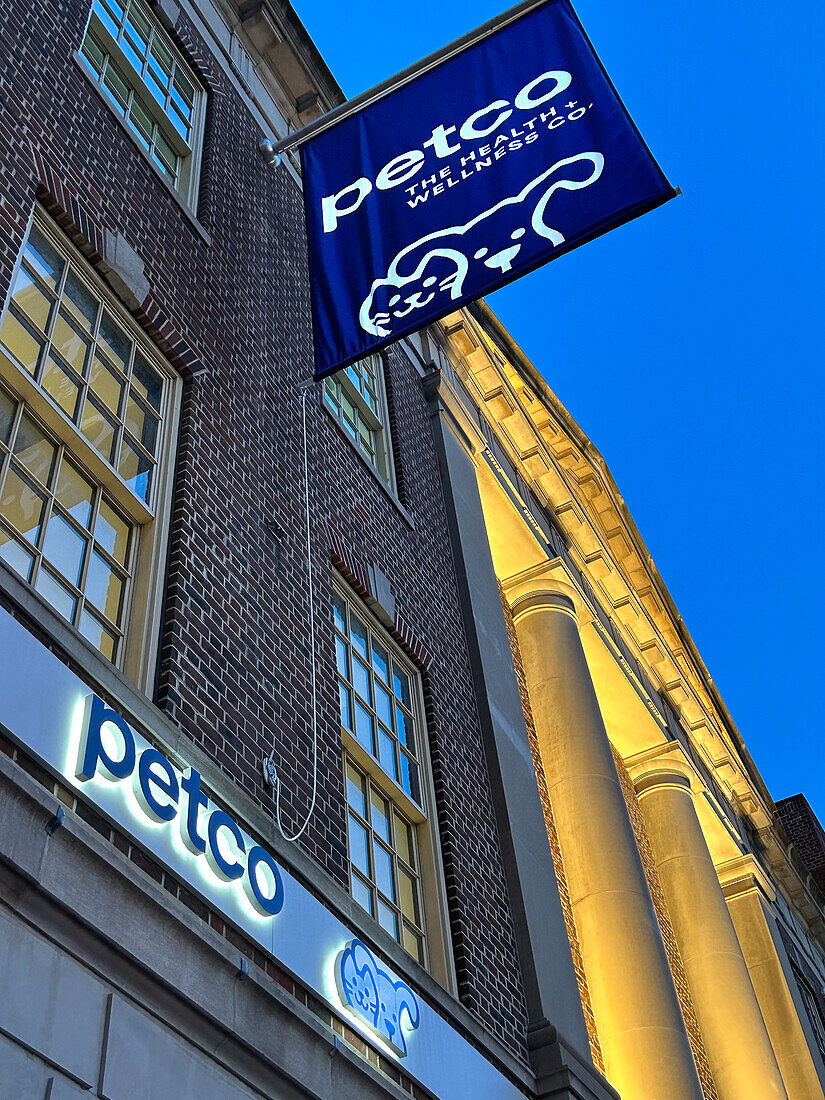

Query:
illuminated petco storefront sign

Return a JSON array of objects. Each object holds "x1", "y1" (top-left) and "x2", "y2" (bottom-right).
[
  {"x1": 75, "y1": 694, "x2": 285, "y2": 918},
  {"x1": 0, "y1": 607, "x2": 522, "y2": 1100},
  {"x1": 302, "y1": 0, "x2": 675, "y2": 377}
]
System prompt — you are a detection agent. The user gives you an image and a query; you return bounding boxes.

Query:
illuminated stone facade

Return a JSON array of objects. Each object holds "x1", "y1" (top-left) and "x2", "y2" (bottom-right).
[
  {"x1": 424, "y1": 299, "x2": 825, "y2": 1099},
  {"x1": 0, "y1": 0, "x2": 822, "y2": 1094}
]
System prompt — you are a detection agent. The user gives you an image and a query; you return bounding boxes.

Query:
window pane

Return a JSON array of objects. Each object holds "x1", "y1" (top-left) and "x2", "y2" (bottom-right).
[
  {"x1": 354, "y1": 698, "x2": 374, "y2": 753},
  {"x1": 52, "y1": 312, "x2": 90, "y2": 374},
  {"x1": 377, "y1": 899, "x2": 398, "y2": 939},
  {"x1": 126, "y1": 3, "x2": 151, "y2": 48},
  {"x1": 394, "y1": 813, "x2": 414, "y2": 869},
  {"x1": 351, "y1": 871, "x2": 373, "y2": 916},
  {"x1": 78, "y1": 607, "x2": 118, "y2": 661},
  {"x1": 118, "y1": 435, "x2": 152, "y2": 503},
  {"x1": 403, "y1": 924, "x2": 424, "y2": 964},
  {"x1": 370, "y1": 789, "x2": 390, "y2": 843},
  {"x1": 392, "y1": 663, "x2": 411, "y2": 706},
  {"x1": 103, "y1": 61, "x2": 131, "y2": 110},
  {"x1": 85, "y1": 548, "x2": 124, "y2": 623},
  {"x1": 56, "y1": 461, "x2": 94, "y2": 528},
  {"x1": 153, "y1": 131, "x2": 178, "y2": 179},
  {"x1": 128, "y1": 99, "x2": 153, "y2": 149},
  {"x1": 335, "y1": 634, "x2": 348, "y2": 678},
  {"x1": 35, "y1": 566, "x2": 78, "y2": 620},
  {"x1": 399, "y1": 867, "x2": 420, "y2": 925},
  {"x1": 395, "y1": 703, "x2": 412, "y2": 749},
  {"x1": 62, "y1": 271, "x2": 98, "y2": 331},
  {"x1": 42, "y1": 356, "x2": 82, "y2": 419},
  {"x1": 125, "y1": 395, "x2": 158, "y2": 453},
  {"x1": 345, "y1": 760, "x2": 366, "y2": 817},
  {"x1": 378, "y1": 727, "x2": 398, "y2": 782},
  {"x1": 82, "y1": 398, "x2": 118, "y2": 462},
  {"x1": 0, "y1": 388, "x2": 16, "y2": 444},
  {"x1": 1, "y1": 310, "x2": 44, "y2": 374},
  {"x1": 13, "y1": 414, "x2": 57, "y2": 486},
  {"x1": 0, "y1": 527, "x2": 34, "y2": 579},
  {"x1": 352, "y1": 655, "x2": 371, "y2": 704},
  {"x1": 98, "y1": 312, "x2": 131, "y2": 372},
  {"x1": 332, "y1": 592, "x2": 346, "y2": 634},
  {"x1": 10, "y1": 268, "x2": 53, "y2": 332},
  {"x1": 25, "y1": 228, "x2": 64, "y2": 288},
  {"x1": 373, "y1": 840, "x2": 395, "y2": 901},
  {"x1": 42, "y1": 512, "x2": 87, "y2": 586},
  {"x1": 1, "y1": 468, "x2": 47, "y2": 544},
  {"x1": 82, "y1": 32, "x2": 106, "y2": 74},
  {"x1": 94, "y1": 498, "x2": 131, "y2": 564},
  {"x1": 400, "y1": 752, "x2": 421, "y2": 804},
  {"x1": 348, "y1": 813, "x2": 370, "y2": 877},
  {"x1": 338, "y1": 682, "x2": 352, "y2": 731},
  {"x1": 172, "y1": 68, "x2": 194, "y2": 109},
  {"x1": 371, "y1": 639, "x2": 389, "y2": 683},
  {"x1": 375, "y1": 681, "x2": 392, "y2": 726},
  {"x1": 132, "y1": 351, "x2": 162, "y2": 410},
  {"x1": 350, "y1": 613, "x2": 368, "y2": 658},
  {"x1": 90, "y1": 354, "x2": 124, "y2": 415}
]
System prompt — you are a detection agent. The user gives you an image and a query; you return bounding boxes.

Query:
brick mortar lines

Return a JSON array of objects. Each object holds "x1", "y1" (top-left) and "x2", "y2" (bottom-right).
[{"x1": 0, "y1": 0, "x2": 533, "y2": 1062}]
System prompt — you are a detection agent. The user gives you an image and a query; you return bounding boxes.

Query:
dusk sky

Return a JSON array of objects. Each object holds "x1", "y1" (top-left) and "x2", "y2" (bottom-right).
[{"x1": 292, "y1": 0, "x2": 825, "y2": 819}]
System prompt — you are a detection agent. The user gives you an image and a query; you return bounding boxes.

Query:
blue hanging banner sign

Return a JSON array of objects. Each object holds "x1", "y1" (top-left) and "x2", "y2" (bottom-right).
[{"x1": 301, "y1": 0, "x2": 675, "y2": 379}]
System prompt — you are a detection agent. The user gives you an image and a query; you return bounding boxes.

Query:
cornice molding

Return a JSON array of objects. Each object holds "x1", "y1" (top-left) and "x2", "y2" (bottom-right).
[{"x1": 440, "y1": 306, "x2": 772, "y2": 819}]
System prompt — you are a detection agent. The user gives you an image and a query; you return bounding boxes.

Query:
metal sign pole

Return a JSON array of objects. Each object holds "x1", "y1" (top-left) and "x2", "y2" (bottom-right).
[{"x1": 259, "y1": 0, "x2": 554, "y2": 163}]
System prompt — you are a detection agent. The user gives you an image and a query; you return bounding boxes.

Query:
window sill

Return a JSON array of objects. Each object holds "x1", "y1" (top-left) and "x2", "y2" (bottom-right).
[
  {"x1": 71, "y1": 52, "x2": 212, "y2": 248},
  {"x1": 322, "y1": 405, "x2": 415, "y2": 529}
]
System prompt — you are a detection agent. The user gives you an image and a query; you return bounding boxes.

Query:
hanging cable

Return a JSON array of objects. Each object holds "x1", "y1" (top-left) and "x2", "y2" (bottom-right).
[{"x1": 271, "y1": 381, "x2": 319, "y2": 842}]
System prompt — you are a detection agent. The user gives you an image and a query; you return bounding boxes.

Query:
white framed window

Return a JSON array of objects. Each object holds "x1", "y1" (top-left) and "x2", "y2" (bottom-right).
[
  {"x1": 0, "y1": 212, "x2": 181, "y2": 689},
  {"x1": 344, "y1": 751, "x2": 427, "y2": 966},
  {"x1": 324, "y1": 356, "x2": 395, "y2": 488},
  {"x1": 794, "y1": 967, "x2": 825, "y2": 1060},
  {"x1": 332, "y1": 580, "x2": 453, "y2": 984},
  {"x1": 80, "y1": 0, "x2": 205, "y2": 203},
  {"x1": 0, "y1": 387, "x2": 135, "y2": 663}
]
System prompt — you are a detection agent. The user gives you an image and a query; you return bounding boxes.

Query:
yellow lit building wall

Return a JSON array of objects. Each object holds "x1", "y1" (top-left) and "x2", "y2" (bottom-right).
[{"x1": 431, "y1": 302, "x2": 825, "y2": 1100}]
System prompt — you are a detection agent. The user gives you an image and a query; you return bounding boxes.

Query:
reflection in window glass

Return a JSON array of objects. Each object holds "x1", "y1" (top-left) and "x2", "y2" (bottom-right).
[
  {"x1": 80, "y1": 0, "x2": 202, "y2": 200},
  {"x1": 344, "y1": 751, "x2": 426, "y2": 965},
  {"x1": 324, "y1": 355, "x2": 394, "y2": 486},
  {"x1": 333, "y1": 585, "x2": 422, "y2": 802},
  {"x1": 0, "y1": 382, "x2": 136, "y2": 663},
  {"x1": 0, "y1": 219, "x2": 166, "y2": 507}
]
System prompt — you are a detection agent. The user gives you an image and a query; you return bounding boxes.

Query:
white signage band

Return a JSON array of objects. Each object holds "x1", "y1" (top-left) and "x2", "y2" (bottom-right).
[{"x1": 0, "y1": 605, "x2": 523, "y2": 1100}]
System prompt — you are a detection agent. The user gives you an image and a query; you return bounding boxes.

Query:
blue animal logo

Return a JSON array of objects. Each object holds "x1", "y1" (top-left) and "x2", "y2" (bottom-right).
[
  {"x1": 336, "y1": 939, "x2": 420, "y2": 1056},
  {"x1": 359, "y1": 150, "x2": 604, "y2": 338}
]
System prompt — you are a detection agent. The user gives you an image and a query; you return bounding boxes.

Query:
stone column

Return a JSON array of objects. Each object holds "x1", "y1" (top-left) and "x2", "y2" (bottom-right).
[
  {"x1": 426, "y1": 377, "x2": 616, "y2": 1100},
  {"x1": 635, "y1": 769, "x2": 788, "y2": 1099},
  {"x1": 508, "y1": 571, "x2": 703, "y2": 1100}
]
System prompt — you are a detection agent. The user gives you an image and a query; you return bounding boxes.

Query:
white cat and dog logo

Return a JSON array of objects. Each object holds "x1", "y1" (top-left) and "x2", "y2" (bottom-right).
[
  {"x1": 301, "y1": 0, "x2": 675, "y2": 378},
  {"x1": 359, "y1": 151, "x2": 604, "y2": 338}
]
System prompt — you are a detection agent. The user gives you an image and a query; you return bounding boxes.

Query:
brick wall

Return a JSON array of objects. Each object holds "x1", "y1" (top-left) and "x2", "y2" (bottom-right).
[
  {"x1": 0, "y1": 0, "x2": 530, "y2": 1062},
  {"x1": 777, "y1": 795, "x2": 825, "y2": 895}
]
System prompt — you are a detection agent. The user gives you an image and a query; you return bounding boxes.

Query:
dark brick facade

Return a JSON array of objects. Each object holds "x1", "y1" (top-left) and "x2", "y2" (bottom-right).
[
  {"x1": 777, "y1": 795, "x2": 825, "y2": 896},
  {"x1": 0, "y1": 0, "x2": 531, "y2": 1063}
]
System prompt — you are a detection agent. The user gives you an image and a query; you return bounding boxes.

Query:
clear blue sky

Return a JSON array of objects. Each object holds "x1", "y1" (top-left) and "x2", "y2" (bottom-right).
[{"x1": 293, "y1": 0, "x2": 825, "y2": 819}]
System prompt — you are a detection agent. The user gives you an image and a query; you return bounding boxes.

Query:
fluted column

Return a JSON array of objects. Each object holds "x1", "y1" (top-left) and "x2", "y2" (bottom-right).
[
  {"x1": 508, "y1": 573, "x2": 703, "y2": 1100},
  {"x1": 635, "y1": 768, "x2": 788, "y2": 1099}
]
